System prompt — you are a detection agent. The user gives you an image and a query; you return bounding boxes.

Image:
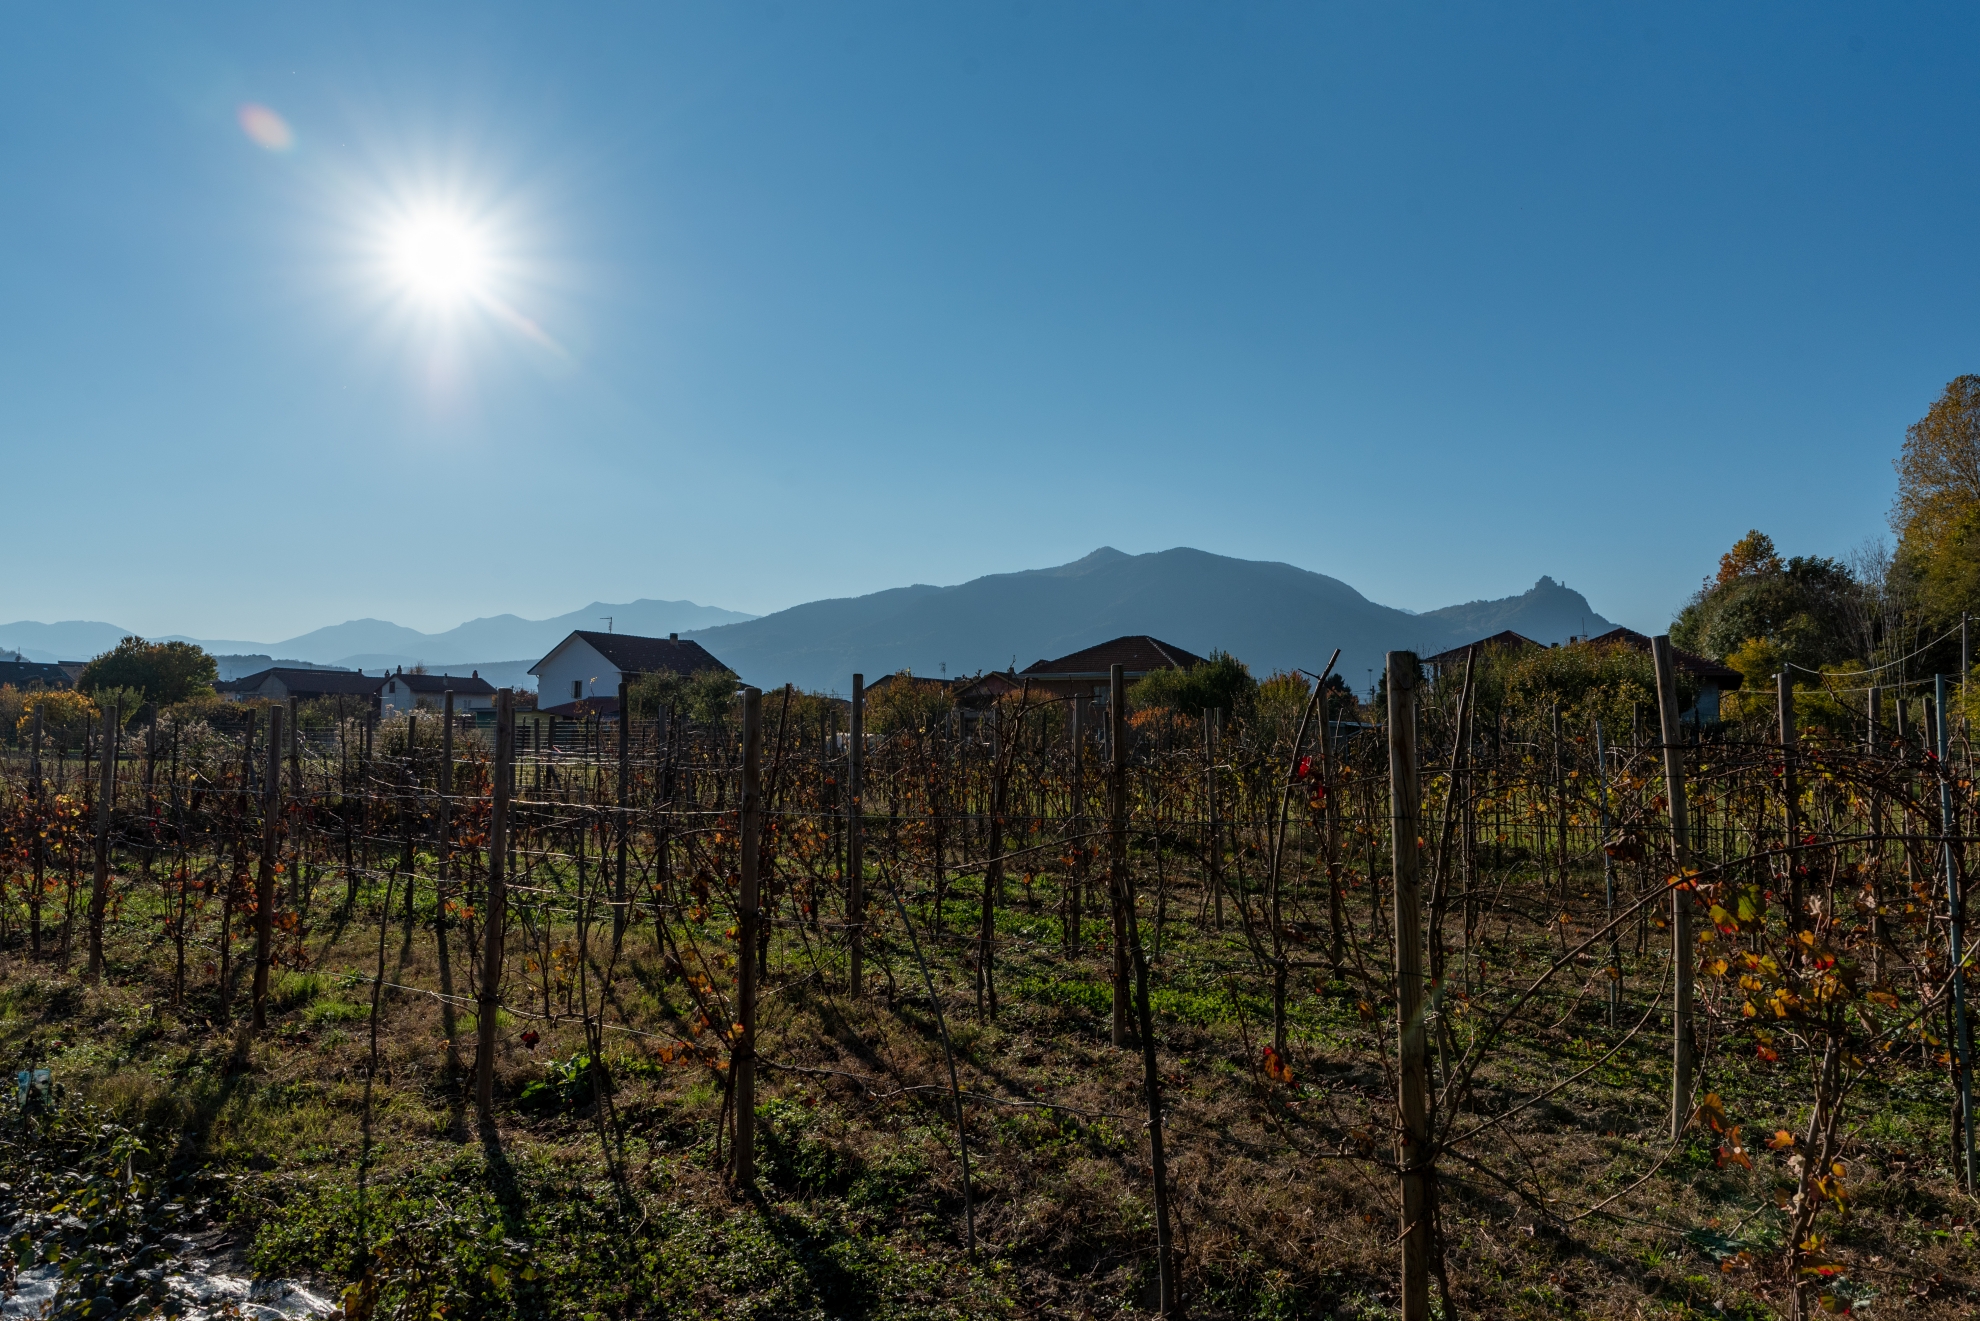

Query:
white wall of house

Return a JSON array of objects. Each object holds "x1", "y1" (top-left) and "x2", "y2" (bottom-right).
[
  {"x1": 532, "y1": 637, "x2": 623, "y2": 707},
  {"x1": 378, "y1": 678, "x2": 496, "y2": 716}
]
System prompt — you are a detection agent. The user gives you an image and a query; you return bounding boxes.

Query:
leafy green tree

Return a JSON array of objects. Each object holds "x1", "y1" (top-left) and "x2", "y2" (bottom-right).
[
  {"x1": 625, "y1": 666, "x2": 741, "y2": 725},
  {"x1": 78, "y1": 637, "x2": 218, "y2": 707},
  {"x1": 1670, "y1": 532, "x2": 1857, "y2": 673},
  {"x1": 1128, "y1": 650, "x2": 1258, "y2": 719}
]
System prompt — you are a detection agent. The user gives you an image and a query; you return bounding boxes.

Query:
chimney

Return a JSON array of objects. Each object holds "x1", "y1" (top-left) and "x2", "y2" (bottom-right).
[{"x1": 669, "y1": 633, "x2": 678, "y2": 641}]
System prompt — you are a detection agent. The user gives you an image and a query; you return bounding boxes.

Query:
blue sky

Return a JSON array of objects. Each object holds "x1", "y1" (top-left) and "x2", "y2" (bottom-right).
[{"x1": 3, "y1": 3, "x2": 1975, "y2": 641}]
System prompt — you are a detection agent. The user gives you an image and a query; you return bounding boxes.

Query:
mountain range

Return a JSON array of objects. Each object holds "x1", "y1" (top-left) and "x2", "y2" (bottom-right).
[
  {"x1": 0, "y1": 599, "x2": 754, "y2": 673},
  {"x1": 678, "y1": 547, "x2": 1615, "y2": 692},
  {"x1": 2, "y1": 548, "x2": 1618, "y2": 695}
]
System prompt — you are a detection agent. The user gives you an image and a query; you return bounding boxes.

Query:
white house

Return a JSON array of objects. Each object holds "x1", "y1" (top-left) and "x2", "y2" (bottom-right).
[
  {"x1": 377, "y1": 668, "x2": 499, "y2": 716},
  {"x1": 527, "y1": 630, "x2": 729, "y2": 716}
]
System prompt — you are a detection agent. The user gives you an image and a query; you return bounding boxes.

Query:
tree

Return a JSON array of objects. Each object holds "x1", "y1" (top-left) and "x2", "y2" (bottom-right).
[
  {"x1": 1893, "y1": 374, "x2": 1980, "y2": 560},
  {"x1": 1671, "y1": 533, "x2": 1858, "y2": 673},
  {"x1": 77, "y1": 637, "x2": 218, "y2": 707},
  {"x1": 1127, "y1": 650, "x2": 1258, "y2": 719}
]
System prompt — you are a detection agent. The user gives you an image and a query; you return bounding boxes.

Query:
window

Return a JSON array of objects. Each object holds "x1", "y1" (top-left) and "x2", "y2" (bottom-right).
[{"x1": 573, "y1": 680, "x2": 582, "y2": 699}]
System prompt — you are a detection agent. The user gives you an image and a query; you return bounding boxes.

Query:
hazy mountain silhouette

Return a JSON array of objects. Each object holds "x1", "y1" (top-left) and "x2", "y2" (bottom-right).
[{"x1": 686, "y1": 547, "x2": 1616, "y2": 693}]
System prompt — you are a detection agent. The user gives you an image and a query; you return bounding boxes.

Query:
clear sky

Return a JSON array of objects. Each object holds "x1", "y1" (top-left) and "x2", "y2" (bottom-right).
[{"x1": 4, "y1": 4, "x2": 1975, "y2": 641}]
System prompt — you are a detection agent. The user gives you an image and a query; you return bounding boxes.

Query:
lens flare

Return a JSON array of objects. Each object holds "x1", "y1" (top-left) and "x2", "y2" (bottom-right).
[
  {"x1": 390, "y1": 214, "x2": 489, "y2": 305},
  {"x1": 237, "y1": 104, "x2": 294, "y2": 152}
]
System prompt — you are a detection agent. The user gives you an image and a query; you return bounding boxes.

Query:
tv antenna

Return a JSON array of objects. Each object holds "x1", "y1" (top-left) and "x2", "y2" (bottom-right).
[{"x1": 600, "y1": 616, "x2": 614, "y2": 633}]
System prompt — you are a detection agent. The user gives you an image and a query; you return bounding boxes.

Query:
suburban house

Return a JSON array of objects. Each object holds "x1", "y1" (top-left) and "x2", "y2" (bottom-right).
[
  {"x1": 1015, "y1": 635, "x2": 1209, "y2": 701},
  {"x1": 1421, "y1": 630, "x2": 1541, "y2": 678},
  {"x1": 0, "y1": 655, "x2": 77, "y2": 690},
  {"x1": 377, "y1": 667, "x2": 499, "y2": 716},
  {"x1": 217, "y1": 667, "x2": 383, "y2": 709},
  {"x1": 527, "y1": 630, "x2": 730, "y2": 718}
]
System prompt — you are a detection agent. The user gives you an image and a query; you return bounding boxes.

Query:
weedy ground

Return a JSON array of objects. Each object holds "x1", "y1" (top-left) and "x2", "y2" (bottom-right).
[{"x1": 2, "y1": 860, "x2": 1976, "y2": 1320}]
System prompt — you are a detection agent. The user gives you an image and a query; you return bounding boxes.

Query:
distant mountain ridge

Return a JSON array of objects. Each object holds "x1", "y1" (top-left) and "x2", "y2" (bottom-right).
[
  {"x1": 682, "y1": 547, "x2": 1617, "y2": 692},
  {"x1": 0, "y1": 599, "x2": 754, "y2": 670},
  {"x1": 3, "y1": 551, "x2": 1617, "y2": 694}
]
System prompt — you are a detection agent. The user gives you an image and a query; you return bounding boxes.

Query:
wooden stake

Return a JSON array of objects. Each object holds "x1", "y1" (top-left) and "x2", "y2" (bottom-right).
[
  {"x1": 252, "y1": 702, "x2": 282, "y2": 1029},
  {"x1": 1651, "y1": 636, "x2": 1694, "y2": 1138},
  {"x1": 87, "y1": 699, "x2": 118, "y2": 982},
  {"x1": 735, "y1": 685, "x2": 763, "y2": 1185},
  {"x1": 437, "y1": 689, "x2": 460, "y2": 1071},
  {"x1": 615, "y1": 679, "x2": 631, "y2": 955},
  {"x1": 1110, "y1": 663, "x2": 1129, "y2": 1049},
  {"x1": 476, "y1": 689, "x2": 515, "y2": 1122},
  {"x1": 1779, "y1": 671, "x2": 1801, "y2": 928},
  {"x1": 1387, "y1": 652, "x2": 1431, "y2": 1321},
  {"x1": 848, "y1": 674, "x2": 865, "y2": 995}
]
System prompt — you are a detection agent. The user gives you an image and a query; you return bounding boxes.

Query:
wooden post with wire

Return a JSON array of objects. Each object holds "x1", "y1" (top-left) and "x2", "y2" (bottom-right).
[
  {"x1": 734, "y1": 685, "x2": 763, "y2": 1185},
  {"x1": 1109, "y1": 663, "x2": 1130, "y2": 1049},
  {"x1": 847, "y1": 673, "x2": 865, "y2": 995},
  {"x1": 615, "y1": 678, "x2": 631, "y2": 954},
  {"x1": 1779, "y1": 671, "x2": 1801, "y2": 927},
  {"x1": 476, "y1": 688, "x2": 514, "y2": 1123},
  {"x1": 1652, "y1": 636, "x2": 1694, "y2": 1138},
  {"x1": 252, "y1": 702, "x2": 282, "y2": 1028},
  {"x1": 87, "y1": 699, "x2": 119, "y2": 983},
  {"x1": 1387, "y1": 652, "x2": 1431, "y2": 1321}
]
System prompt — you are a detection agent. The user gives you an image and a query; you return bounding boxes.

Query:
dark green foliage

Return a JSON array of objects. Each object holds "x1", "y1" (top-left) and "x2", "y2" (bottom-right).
[
  {"x1": 77, "y1": 637, "x2": 218, "y2": 707},
  {"x1": 625, "y1": 666, "x2": 742, "y2": 724},
  {"x1": 1127, "y1": 650, "x2": 1257, "y2": 718},
  {"x1": 1670, "y1": 554, "x2": 1859, "y2": 670}
]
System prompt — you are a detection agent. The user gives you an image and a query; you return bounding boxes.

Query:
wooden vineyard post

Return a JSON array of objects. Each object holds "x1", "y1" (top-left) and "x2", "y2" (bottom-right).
[
  {"x1": 848, "y1": 674, "x2": 865, "y2": 995},
  {"x1": 1109, "y1": 663, "x2": 1130, "y2": 1049},
  {"x1": 735, "y1": 685, "x2": 763, "y2": 1186},
  {"x1": 252, "y1": 702, "x2": 283, "y2": 1030},
  {"x1": 615, "y1": 679, "x2": 631, "y2": 955},
  {"x1": 1779, "y1": 671, "x2": 1801, "y2": 928},
  {"x1": 87, "y1": 699, "x2": 118, "y2": 983},
  {"x1": 979, "y1": 701, "x2": 1005, "y2": 1019},
  {"x1": 1065, "y1": 695, "x2": 1084, "y2": 955},
  {"x1": 1206, "y1": 708, "x2": 1222, "y2": 930},
  {"x1": 29, "y1": 705, "x2": 44, "y2": 958},
  {"x1": 476, "y1": 689, "x2": 514, "y2": 1122},
  {"x1": 1935, "y1": 674, "x2": 1977, "y2": 1191},
  {"x1": 1595, "y1": 719, "x2": 1621, "y2": 1028},
  {"x1": 1116, "y1": 760, "x2": 1180, "y2": 1316},
  {"x1": 1651, "y1": 636, "x2": 1694, "y2": 1138},
  {"x1": 1387, "y1": 652, "x2": 1431, "y2": 1321},
  {"x1": 436, "y1": 689, "x2": 459, "y2": 1066}
]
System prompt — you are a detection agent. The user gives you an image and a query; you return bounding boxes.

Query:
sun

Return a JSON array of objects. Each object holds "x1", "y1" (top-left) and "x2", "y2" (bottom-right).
[{"x1": 389, "y1": 213, "x2": 489, "y2": 306}]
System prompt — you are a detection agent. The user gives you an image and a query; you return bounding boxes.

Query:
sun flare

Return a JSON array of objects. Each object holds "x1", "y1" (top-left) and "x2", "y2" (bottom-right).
[{"x1": 389, "y1": 213, "x2": 489, "y2": 306}]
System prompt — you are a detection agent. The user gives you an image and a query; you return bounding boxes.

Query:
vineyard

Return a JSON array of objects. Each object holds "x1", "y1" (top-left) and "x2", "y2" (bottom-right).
[{"x1": 3, "y1": 641, "x2": 1979, "y2": 1321}]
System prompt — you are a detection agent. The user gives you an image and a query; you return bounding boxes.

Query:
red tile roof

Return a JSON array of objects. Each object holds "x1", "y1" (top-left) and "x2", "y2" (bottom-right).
[{"x1": 1018, "y1": 635, "x2": 1207, "y2": 678}]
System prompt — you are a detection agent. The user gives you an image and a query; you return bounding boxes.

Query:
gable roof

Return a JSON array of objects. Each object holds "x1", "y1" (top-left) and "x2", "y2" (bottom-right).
[
  {"x1": 1585, "y1": 627, "x2": 1742, "y2": 685},
  {"x1": 1018, "y1": 635, "x2": 1208, "y2": 679},
  {"x1": 529, "y1": 630, "x2": 729, "y2": 678},
  {"x1": 0, "y1": 658, "x2": 75, "y2": 690},
  {"x1": 384, "y1": 671, "x2": 498, "y2": 696},
  {"x1": 221, "y1": 667, "x2": 382, "y2": 698},
  {"x1": 1421, "y1": 631, "x2": 1542, "y2": 668}
]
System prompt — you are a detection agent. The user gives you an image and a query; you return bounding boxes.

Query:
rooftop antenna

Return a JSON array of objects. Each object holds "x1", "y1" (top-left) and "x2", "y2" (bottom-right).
[
  {"x1": 601, "y1": 616, "x2": 614, "y2": 633},
  {"x1": 940, "y1": 661, "x2": 947, "y2": 675}
]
